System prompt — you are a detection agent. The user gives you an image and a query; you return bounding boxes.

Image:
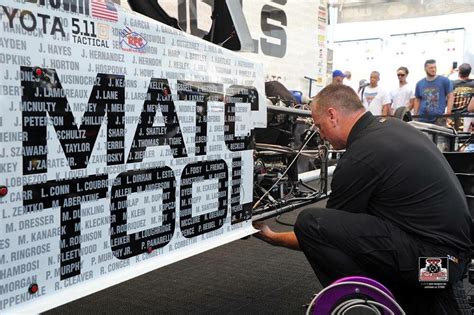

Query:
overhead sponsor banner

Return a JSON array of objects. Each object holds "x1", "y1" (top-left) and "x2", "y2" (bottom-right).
[
  {"x1": 316, "y1": 4, "x2": 328, "y2": 87},
  {"x1": 0, "y1": 0, "x2": 265, "y2": 312}
]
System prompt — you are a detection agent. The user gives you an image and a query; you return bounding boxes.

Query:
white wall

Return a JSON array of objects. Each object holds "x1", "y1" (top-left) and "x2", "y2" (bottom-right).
[{"x1": 332, "y1": 12, "x2": 474, "y2": 93}]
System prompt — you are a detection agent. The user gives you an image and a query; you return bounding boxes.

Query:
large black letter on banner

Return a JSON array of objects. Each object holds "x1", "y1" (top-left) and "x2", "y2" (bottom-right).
[
  {"x1": 23, "y1": 175, "x2": 108, "y2": 280},
  {"x1": 224, "y1": 85, "x2": 257, "y2": 223},
  {"x1": 230, "y1": 156, "x2": 251, "y2": 223},
  {"x1": 180, "y1": 160, "x2": 228, "y2": 237},
  {"x1": 177, "y1": 81, "x2": 223, "y2": 156},
  {"x1": 260, "y1": 4, "x2": 287, "y2": 58},
  {"x1": 110, "y1": 167, "x2": 176, "y2": 259},
  {"x1": 224, "y1": 85, "x2": 258, "y2": 151},
  {"x1": 20, "y1": 67, "x2": 125, "y2": 174},
  {"x1": 127, "y1": 78, "x2": 187, "y2": 162}
]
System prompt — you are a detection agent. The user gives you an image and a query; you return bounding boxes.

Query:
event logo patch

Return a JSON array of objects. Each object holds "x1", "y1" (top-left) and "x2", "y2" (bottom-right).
[
  {"x1": 419, "y1": 257, "x2": 448, "y2": 283},
  {"x1": 120, "y1": 27, "x2": 148, "y2": 52},
  {"x1": 97, "y1": 23, "x2": 110, "y2": 40}
]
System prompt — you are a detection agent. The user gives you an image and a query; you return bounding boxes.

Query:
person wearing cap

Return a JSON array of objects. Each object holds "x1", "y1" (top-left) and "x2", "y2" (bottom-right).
[
  {"x1": 332, "y1": 70, "x2": 346, "y2": 84},
  {"x1": 357, "y1": 79, "x2": 369, "y2": 99}
]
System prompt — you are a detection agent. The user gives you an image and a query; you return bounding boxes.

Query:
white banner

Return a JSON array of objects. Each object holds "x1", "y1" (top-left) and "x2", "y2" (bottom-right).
[{"x1": 0, "y1": 0, "x2": 266, "y2": 312}]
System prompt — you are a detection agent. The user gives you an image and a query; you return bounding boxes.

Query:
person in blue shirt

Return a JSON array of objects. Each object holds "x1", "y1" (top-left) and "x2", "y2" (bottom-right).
[{"x1": 414, "y1": 59, "x2": 454, "y2": 126}]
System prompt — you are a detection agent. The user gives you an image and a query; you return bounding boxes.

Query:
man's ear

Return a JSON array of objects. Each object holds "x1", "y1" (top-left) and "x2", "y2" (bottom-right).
[{"x1": 327, "y1": 107, "x2": 338, "y2": 127}]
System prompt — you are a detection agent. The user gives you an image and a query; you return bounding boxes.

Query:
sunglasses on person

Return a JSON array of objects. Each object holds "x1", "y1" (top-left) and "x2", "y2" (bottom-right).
[{"x1": 397, "y1": 73, "x2": 406, "y2": 77}]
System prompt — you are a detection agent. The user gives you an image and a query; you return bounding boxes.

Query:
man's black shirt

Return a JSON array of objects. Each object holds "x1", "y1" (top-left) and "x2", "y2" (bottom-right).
[
  {"x1": 327, "y1": 112, "x2": 471, "y2": 253},
  {"x1": 452, "y1": 79, "x2": 474, "y2": 109},
  {"x1": 452, "y1": 79, "x2": 474, "y2": 90}
]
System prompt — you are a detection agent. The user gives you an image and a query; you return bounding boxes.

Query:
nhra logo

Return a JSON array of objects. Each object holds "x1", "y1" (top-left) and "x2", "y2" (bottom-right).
[
  {"x1": 119, "y1": 27, "x2": 147, "y2": 52},
  {"x1": 419, "y1": 257, "x2": 449, "y2": 282}
]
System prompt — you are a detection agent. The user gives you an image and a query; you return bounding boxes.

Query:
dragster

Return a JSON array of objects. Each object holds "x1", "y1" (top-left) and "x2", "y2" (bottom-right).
[{"x1": 0, "y1": 1, "x2": 473, "y2": 314}]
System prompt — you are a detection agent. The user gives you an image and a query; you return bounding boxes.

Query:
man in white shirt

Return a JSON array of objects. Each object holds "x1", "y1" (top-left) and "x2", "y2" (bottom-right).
[
  {"x1": 360, "y1": 71, "x2": 391, "y2": 116},
  {"x1": 390, "y1": 66, "x2": 415, "y2": 112}
]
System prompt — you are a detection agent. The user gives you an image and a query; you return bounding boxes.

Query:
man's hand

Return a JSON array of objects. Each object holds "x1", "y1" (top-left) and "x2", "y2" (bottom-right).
[
  {"x1": 446, "y1": 117, "x2": 453, "y2": 128},
  {"x1": 253, "y1": 222, "x2": 277, "y2": 245},
  {"x1": 252, "y1": 221, "x2": 301, "y2": 250}
]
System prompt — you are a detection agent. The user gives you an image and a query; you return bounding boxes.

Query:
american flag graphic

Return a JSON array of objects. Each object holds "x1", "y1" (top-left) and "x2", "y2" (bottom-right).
[{"x1": 91, "y1": 0, "x2": 118, "y2": 22}]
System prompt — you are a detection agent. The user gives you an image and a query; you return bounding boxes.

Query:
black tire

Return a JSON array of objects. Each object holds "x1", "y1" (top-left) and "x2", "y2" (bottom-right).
[{"x1": 393, "y1": 106, "x2": 413, "y2": 122}]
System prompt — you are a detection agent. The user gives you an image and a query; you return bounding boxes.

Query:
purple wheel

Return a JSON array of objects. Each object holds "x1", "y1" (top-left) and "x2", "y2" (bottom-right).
[
  {"x1": 309, "y1": 276, "x2": 404, "y2": 315},
  {"x1": 332, "y1": 276, "x2": 395, "y2": 299}
]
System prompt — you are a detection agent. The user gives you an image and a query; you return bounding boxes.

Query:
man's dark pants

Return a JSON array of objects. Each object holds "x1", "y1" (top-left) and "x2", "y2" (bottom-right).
[{"x1": 294, "y1": 208, "x2": 470, "y2": 314}]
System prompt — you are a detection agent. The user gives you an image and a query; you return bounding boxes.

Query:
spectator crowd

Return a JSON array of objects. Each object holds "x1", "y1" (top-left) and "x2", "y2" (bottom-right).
[{"x1": 331, "y1": 59, "x2": 474, "y2": 132}]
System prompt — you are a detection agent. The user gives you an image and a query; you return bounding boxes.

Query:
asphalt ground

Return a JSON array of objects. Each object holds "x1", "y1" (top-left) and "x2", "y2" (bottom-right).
[
  {"x1": 46, "y1": 203, "x2": 324, "y2": 315},
  {"x1": 46, "y1": 197, "x2": 474, "y2": 314}
]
